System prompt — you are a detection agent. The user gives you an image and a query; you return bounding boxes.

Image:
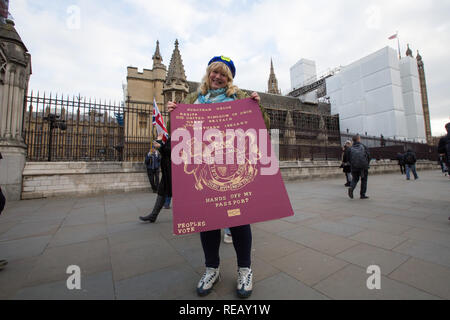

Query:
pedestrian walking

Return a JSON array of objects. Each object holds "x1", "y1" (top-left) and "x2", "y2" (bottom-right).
[
  {"x1": 437, "y1": 122, "x2": 450, "y2": 220},
  {"x1": 438, "y1": 155, "x2": 448, "y2": 176},
  {"x1": 438, "y1": 122, "x2": 450, "y2": 180},
  {"x1": 341, "y1": 140, "x2": 352, "y2": 187},
  {"x1": 139, "y1": 133, "x2": 171, "y2": 223},
  {"x1": 0, "y1": 152, "x2": 8, "y2": 270},
  {"x1": 347, "y1": 134, "x2": 370, "y2": 200},
  {"x1": 403, "y1": 149, "x2": 419, "y2": 180},
  {"x1": 144, "y1": 148, "x2": 161, "y2": 193},
  {"x1": 167, "y1": 55, "x2": 270, "y2": 299},
  {"x1": 145, "y1": 149, "x2": 161, "y2": 193},
  {"x1": 397, "y1": 152, "x2": 406, "y2": 175}
]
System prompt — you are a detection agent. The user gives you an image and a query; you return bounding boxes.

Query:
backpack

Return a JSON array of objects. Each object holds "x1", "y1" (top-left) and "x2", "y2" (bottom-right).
[
  {"x1": 404, "y1": 152, "x2": 415, "y2": 165},
  {"x1": 350, "y1": 144, "x2": 368, "y2": 169}
]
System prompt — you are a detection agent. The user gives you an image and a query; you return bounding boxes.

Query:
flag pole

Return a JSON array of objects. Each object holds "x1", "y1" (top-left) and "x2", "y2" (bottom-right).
[
  {"x1": 151, "y1": 97, "x2": 155, "y2": 153},
  {"x1": 397, "y1": 31, "x2": 401, "y2": 59}
]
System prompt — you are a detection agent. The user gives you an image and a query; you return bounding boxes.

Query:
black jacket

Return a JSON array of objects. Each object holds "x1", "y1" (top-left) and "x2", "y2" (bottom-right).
[
  {"x1": 156, "y1": 139, "x2": 172, "y2": 198},
  {"x1": 438, "y1": 133, "x2": 450, "y2": 164},
  {"x1": 342, "y1": 146, "x2": 352, "y2": 173},
  {"x1": 403, "y1": 151, "x2": 417, "y2": 165},
  {"x1": 397, "y1": 153, "x2": 405, "y2": 166}
]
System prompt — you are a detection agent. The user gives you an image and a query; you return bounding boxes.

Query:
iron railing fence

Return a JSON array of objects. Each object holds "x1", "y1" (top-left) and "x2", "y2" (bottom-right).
[
  {"x1": 23, "y1": 92, "x2": 160, "y2": 161},
  {"x1": 341, "y1": 132, "x2": 438, "y2": 161}
]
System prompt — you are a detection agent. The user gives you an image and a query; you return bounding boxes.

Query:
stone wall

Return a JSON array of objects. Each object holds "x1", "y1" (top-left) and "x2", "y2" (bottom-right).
[
  {"x1": 280, "y1": 159, "x2": 438, "y2": 181},
  {"x1": 22, "y1": 162, "x2": 150, "y2": 200},
  {"x1": 21, "y1": 160, "x2": 439, "y2": 199}
]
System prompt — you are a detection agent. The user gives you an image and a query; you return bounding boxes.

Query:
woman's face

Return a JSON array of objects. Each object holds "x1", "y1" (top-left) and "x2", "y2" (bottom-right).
[{"x1": 209, "y1": 68, "x2": 228, "y2": 90}]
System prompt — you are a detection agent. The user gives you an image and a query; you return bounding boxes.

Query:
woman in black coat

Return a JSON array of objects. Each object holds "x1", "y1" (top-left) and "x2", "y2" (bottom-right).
[
  {"x1": 139, "y1": 134, "x2": 171, "y2": 223},
  {"x1": 341, "y1": 141, "x2": 352, "y2": 186}
]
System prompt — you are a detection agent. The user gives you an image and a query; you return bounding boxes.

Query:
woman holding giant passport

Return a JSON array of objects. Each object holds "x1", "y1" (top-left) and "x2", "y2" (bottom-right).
[{"x1": 167, "y1": 56, "x2": 269, "y2": 299}]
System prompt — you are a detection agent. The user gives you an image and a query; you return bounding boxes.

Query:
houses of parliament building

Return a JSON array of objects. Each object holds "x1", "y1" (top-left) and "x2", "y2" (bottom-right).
[{"x1": 125, "y1": 40, "x2": 341, "y2": 150}]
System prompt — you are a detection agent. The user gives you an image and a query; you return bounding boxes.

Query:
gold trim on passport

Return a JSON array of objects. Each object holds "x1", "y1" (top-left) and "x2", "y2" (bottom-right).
[{"x1": 228, "y1": 209, "x2": 241, "y2": 217}]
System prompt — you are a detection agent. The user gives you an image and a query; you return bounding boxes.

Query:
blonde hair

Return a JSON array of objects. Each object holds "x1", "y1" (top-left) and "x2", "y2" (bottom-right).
[{"x1": 199, "y1": 61, "x2": 238, "y2": 97}]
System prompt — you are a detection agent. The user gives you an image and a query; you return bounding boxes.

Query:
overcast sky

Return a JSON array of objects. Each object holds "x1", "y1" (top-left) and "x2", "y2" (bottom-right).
[{"x1": 9, "y1": 0, "x2": 450, "y2": 135}]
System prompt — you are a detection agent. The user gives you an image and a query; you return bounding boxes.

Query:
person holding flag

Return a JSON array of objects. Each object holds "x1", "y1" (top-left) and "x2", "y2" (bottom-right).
[{"x1": 139, "y1": 100, "x2": 172, "y2": 223}]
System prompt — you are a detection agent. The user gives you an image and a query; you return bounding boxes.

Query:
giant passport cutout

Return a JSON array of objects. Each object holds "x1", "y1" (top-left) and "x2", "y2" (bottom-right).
[{"x1": 171, "y1": 98, "x2": 293, "y2": 235}]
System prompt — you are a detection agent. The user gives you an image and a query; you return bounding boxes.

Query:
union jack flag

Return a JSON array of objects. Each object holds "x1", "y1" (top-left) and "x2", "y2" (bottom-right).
[{"x1": 152, "y1": 98, "x2": 168, "y2": 143}]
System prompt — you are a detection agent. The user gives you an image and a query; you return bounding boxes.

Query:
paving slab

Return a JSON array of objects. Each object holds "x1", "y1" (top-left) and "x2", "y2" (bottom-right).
[
  {"x1": 23, "y1": 239, "x2": 111, "y2": 287},
  {"x1": 115, "y1": 264, "x2": 199, "y2": 300},
  {"x1": 313, "y1": 264, "x2": 440, "y2": 300},
  {"x1": 349, "y1": 229, "x2": 408, "y2": 250},
  {"x1": 388, "y1": 258, "x2": 450, "y2": 299},
  {"x1": 401, "y1": 228, "x2": 450, "y2": 249},
  {"x1": 336, "y1": 243, "x2": 409, "y2": 275},
  {"x1": 238, "y1": 272, "x2": 329, "y2": 300},
  {"x1": 277, "y1": 226, "x2": 359, "y2": 256},
  {"x1": 308, "y1": 220, "x2": 365, "y2": 237},
  {"x1": 271, "y1": 248, "x2": 349, "y2": 286},
  {"x1": 340, "y1": 216, "x2": 412, "y2": 235},
  {"x1": 0, "y1": 235, "x2": 52, "y2": 262},
  {"x1": 393, "y1": 239, "x2": 450, "y2": 268},
  {"x1": 251, "y1": 231, "x2": 306, "y2": 262},
  {"x1": 0, "y1": 257, "x2": 38, "y2": 299},
  {"x1": 253, "y1": 219, "x2": 299, "y2": 234},
  {"x1": 110, "y1": 235, "x2": 186, "y2": 281},
  {"x1": 48, "y1": 223, "x2": 107, "y2": 248},
  {"x1": 13, "y1": 271, "x2": 115, "y2": 300}
]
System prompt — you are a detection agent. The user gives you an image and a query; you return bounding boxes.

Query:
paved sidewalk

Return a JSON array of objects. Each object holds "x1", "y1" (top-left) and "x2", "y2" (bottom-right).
[{"x1": 0, "y1": 170, "x2": 449, "y2": 300}]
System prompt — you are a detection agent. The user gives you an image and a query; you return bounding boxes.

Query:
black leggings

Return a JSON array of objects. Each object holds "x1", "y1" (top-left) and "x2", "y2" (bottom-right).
[{"x1": 200, "y1": 224, "x2": 252, "y2": 268}]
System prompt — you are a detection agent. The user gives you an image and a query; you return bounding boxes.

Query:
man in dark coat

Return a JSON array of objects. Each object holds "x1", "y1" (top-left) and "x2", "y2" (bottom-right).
[
  {"x1": 437, "y1": 122, "x2": 450, "y2": 221},
  {"x1": 438, "y1": 122, "x2": 450, "y2": 172},
  {"x1": 397, "y1": 153, "x2": 406, "y2": 175},
  {"x1": 139, "y1": 134, "x2": 171, "y2": 223},
  {"x1": 403, "y1": 149, "x2": 418, "y2": 180},
  {"x1": 144, "y1": 149, "x2": 161, "y2": 193},
  {"x1": 347, "y1": 134, "x2": 370, "y2": 200}
]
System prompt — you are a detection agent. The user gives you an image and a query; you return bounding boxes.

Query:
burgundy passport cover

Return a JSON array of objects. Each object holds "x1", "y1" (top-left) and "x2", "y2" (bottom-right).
[{"x1": 171, "y1": 98, "x2": 294, "y2": 235}]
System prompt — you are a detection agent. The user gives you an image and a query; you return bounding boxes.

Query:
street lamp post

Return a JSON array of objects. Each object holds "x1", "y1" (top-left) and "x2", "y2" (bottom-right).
[{"x1": 43, "y1": 113, "x2": 67, "y2": 161}]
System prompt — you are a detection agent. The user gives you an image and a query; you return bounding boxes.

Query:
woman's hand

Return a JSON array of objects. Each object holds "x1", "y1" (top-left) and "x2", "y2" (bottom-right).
[
  {"x1": 167, "y1": 101, "x2": 177, "y2": 113},
  {"x1": 250, "y1": 92, "x2": 260, "y2": 103},
  {"x1": 152, "y1": 141, "x2": 161, "y2": 149}
]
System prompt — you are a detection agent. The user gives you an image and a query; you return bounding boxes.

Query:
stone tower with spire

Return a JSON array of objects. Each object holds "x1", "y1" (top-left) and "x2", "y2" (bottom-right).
[
  {"x1": 406, "y1": 44, "x2": 413, "y2": 58},
  {"x1": 267, "y1": 59, "x2": 281, "y2": 94},
  {"x1": 126, "y1": 40, "x2": 166, "y2": 108},
  {"x1": 416, "y1": 50, "x2": 432, "y2": 144},
  {"x1": 163, "y1": 39, "x2": 189, "y2": 106}
]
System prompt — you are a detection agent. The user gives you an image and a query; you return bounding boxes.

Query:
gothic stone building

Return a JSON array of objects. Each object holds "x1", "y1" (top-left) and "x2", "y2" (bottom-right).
[{"x1": 125, "y1": 40, "x2": 341, "y2": 154}]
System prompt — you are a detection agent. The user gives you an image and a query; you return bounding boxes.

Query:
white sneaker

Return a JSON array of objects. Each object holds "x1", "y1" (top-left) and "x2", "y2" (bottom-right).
[
  {"x1": 224, "y1": 233, "x2": 232, "y2": 244},
  {"x1": 236, "y1": 267, "x2": 253, "y2": 298},
  {"x1": 197, "y1": 267, "x2": 220, "y2": 296}
]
